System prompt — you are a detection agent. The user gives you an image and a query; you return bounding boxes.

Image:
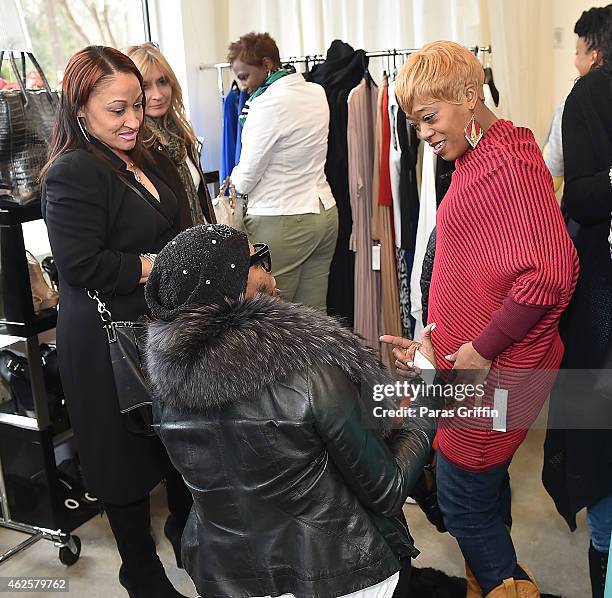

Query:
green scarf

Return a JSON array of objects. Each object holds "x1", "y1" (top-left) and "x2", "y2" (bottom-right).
[
  {"x1": 238, "y1": 68, "x2": 292, "y2": 126},
  {"x1": 146, "y1": 115, "x2": 206, "y2": 225}
]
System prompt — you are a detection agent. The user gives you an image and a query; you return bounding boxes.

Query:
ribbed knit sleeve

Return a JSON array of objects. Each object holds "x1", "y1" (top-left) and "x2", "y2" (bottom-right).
[
  {"x1": 502, "y1": 153, "x2": 576, "y2": 308},
  {"x1": 473, "y1": 297, "x2": 550, "y2": 360}
]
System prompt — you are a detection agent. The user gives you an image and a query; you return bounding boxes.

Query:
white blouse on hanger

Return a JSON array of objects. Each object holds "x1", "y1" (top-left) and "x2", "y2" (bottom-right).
[{"x1": 410, "y1": 142, "x2": 437, "y2": 341}]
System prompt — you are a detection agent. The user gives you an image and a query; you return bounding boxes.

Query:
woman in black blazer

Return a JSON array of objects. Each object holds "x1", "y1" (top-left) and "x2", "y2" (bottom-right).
[{"x1": 41, "y1": 46, "x2": 190, "y2": 598}]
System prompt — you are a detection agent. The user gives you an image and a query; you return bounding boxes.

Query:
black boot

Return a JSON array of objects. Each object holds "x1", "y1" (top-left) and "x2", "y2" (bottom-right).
[
  {"x1": 118, "y1": 564, "x2": 189, "y2": 598},
  {"x1": 105, "y1": 497, "x2": 190, "y2": 598},
  {"x1": 164, "y1": 514, "x2": 184, "y2": 569},
  {"x1": 164, "y1": 467, "x2": 193, "y2": 569},
  {"x1": 588, "y1": 542, "x2": 609, "y2": 598}
]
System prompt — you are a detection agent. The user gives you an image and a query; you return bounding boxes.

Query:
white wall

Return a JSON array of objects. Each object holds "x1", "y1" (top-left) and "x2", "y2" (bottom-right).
[
  {"x1": 134, "y1": 1, "x2": 612, "y2": 170},
  {"x1": 551, "y1": 0, "x2": 609, "y2": 107},
  {"x1": 151, "y1": 0, "x2": 229, "y2": 173}
]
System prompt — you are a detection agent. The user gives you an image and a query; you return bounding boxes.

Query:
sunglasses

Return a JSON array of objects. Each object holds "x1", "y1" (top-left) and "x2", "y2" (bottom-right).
[{"x1": 250, "y1": 243, "x2": 272, "y2": 272}]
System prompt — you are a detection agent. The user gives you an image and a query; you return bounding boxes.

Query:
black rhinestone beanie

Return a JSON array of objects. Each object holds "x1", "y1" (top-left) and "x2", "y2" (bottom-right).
[{"x1": 145, "y1": 224, "x2": 251, "y2": 319}]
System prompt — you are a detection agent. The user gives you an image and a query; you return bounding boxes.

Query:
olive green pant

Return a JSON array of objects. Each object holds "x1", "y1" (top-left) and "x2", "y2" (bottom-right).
[{"x1": 244, "y1": 203, "x2": 339, "y2": 308}]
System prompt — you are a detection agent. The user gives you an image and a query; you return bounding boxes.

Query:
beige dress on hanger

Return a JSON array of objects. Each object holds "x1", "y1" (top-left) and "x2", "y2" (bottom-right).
[
  {"x1": 348, "y1": 78, "x2": 381, "y2": 351},
  {"x1": 372, "y1": 74, "x2": 402, "y2": 367}
]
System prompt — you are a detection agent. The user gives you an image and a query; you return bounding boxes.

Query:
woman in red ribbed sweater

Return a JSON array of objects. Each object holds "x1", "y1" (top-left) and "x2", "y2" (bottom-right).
[{"x1": 386, "y1": 41, "x2": 579, "y2": 597}]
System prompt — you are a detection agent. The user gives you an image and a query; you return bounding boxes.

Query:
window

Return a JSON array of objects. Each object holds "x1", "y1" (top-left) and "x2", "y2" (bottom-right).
[{"x1": 4, "y1": 0, "x2": 150, "y2": 89}]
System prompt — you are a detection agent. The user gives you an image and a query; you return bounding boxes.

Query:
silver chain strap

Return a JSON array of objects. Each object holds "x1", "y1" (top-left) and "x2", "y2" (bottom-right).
[{"x1": 87, "y1": 290, "x2": 113, "y2": 323}]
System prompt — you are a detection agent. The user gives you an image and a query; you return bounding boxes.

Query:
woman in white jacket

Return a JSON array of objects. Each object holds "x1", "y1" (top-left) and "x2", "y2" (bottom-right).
[{"x1": 229, "y1": 32, "x2": 338, "y2": 309}]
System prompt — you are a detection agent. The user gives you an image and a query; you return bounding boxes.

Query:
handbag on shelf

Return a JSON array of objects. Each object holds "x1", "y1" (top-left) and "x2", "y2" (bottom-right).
[
  {"x1": 212, "y1": 177, "x2": 247, "y2": 232},
  {"x1": 26, "y1": 251, "x2": 59, "y2": 313},
  {"x1": 87, "y1": 290, "x2": 154, "y2": 436},
  {"x1": 0, "y1": 344, "x2": 64, "y2": 418},
  {"x1": 0, "y1": 51, "x2": 58, "y2": 206}
]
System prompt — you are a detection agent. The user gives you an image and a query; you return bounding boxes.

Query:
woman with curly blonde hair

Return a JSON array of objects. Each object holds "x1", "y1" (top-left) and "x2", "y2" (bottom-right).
[{"x1": 127, "y1": 43, "x2": 215, "y2": 229}]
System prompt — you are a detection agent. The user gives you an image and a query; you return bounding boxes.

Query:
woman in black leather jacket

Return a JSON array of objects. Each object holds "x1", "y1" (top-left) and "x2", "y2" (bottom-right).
[{"x1": 144, "y1": 224, "x2": 442, "y2": 598}]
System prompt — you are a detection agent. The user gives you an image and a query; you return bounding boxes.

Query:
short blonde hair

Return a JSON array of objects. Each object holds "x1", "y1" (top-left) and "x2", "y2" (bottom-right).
[
  {"x1": 125, "y1": 43, "x2": 197, "y2": 148},
  {"x1": 395, "y1": 40, "x2": 485, "y2": 114}
]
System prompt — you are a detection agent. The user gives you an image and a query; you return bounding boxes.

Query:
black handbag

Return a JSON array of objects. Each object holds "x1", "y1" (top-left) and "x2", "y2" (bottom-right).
[
  {"x1": 87, "y1": 290, "x2": 154, "y2": 436},
  {"x1": 0, "y1": 344, "x2": 63, "y2": 418},
  {"x1": 0, "y1": 51, "x2": 58, "y2": 205}
]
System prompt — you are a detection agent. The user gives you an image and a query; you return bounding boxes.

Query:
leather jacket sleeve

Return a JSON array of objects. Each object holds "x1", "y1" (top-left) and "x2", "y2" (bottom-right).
[{"x1": 308, "y1": 365, "x2": 441, "y2": 518}]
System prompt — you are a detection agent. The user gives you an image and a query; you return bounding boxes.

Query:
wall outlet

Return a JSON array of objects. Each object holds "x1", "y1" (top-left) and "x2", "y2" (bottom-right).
[{"x1": 553, "y1": 27, "x2": 563, "y2": 49}]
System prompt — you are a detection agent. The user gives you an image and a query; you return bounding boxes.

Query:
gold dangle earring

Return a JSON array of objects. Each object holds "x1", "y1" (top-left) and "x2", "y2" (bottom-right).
[{"x1": 464, "y1": 112, "x2": 483, "y2": 149}]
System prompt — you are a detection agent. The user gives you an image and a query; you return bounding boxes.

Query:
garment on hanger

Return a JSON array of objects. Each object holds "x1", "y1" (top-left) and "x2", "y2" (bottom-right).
[
  {"x1": 396, "y1": 102, "x2": 420, "y2": 338},
  {"x1": 483, "y1": 67, "x2": 499, "y2": 107},
  {"x1": 397, "y1": 105, "x2": 420, "y2": 248},
  {"x1": 435, "y1": 156, "x2": 455, "y2": 206},
  {"x1": 375, "y1": 75, "x2": 402, "y2": 363},
  {"x1": 221, "y1": 83, "x2": 240, "y2": 182},
  {"x1": 410, "y1": 143, "x2": 438, "y2": 341},
  {"x1": 235, "y1": 89, "x2": 248, "y2": 164},
  {"x1": 307, "y1": 40, "x2": 367, "y2": 325},
  {"x1": 348, "y1": 77, "x2": 380, "y2": 350},
  {"x1": 483, "y1": 83, "x2": 500, "y2": 116},
  {"x1": 396, "y1": 248, "x2": 412, "y2": 338},
  {"x1": 420, "y1": 226, "x2": 437, "y2": 327},
  {"x1": 221, "y1": 83, "x2": 248, "y2": 181},
  {"x1": 378, "y1": 80, "x2": 393, "y2": 213},
  {"x1": 388, "y1": 80, "x2": 402, "y2": 249}
]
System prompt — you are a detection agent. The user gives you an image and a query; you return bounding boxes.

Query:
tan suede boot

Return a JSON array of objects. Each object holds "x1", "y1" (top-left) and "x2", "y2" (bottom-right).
[
  {"x1": 484, "y1": 572, "x2": 540, "y2": 597},
  {"x1": 466, "y1": 562, "x2": 483, "y2": 597},
  {"x1": 27, "y1": 252, "x2": 58, "y2": 313}
]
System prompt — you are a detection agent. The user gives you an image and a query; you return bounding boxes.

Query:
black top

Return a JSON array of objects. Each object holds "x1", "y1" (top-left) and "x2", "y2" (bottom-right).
[{"x1": 560, "y1": 67, "x2": 612, "y2": 368}]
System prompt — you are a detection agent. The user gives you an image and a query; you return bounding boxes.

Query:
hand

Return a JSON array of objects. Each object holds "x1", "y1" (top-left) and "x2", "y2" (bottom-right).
[
  {"x1": 380, "y1": 323, "x2": 437, "y2": 377},
  {"x1": 139, "y1": 255, "x2": 154, "y2": 284},
  {"x1": 445, "y1": 342, "x2": 491, "y2": 386}
]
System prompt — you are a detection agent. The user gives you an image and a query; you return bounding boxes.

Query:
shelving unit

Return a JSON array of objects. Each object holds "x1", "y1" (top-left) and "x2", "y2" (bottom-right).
[{"x1": 0, "y1": 201, "x2": 96, "y2": 566}]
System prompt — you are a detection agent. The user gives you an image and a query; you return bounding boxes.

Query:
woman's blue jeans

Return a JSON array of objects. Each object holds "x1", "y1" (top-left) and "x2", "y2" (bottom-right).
[
  {"x1": 588, "y1": 494, "x2": 612, "y2": 552},
  {"x1": 436, "y1": 451, "x2": 525, "y2": 594}
]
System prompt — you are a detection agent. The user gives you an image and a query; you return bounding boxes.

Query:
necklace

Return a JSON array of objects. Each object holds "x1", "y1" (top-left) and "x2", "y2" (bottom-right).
[{"x1": 129, "y1": 162, "x2": 144, "y2": 185}]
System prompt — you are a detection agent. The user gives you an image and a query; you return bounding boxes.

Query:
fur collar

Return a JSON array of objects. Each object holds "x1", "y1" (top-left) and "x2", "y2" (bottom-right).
[{"x1": 145, "y1": 294, "x2": 387, "y2": 413}]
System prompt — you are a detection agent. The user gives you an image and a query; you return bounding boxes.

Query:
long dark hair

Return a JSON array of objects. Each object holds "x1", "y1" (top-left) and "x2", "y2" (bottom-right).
[{"x1": 40, "y1": 46, "x2": 150, "y2": 180}]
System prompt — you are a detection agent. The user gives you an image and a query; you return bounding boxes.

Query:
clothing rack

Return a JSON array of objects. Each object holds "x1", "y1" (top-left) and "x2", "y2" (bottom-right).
[{"x1": 200, "y1": 45, "x2": 493, "y2": 98}]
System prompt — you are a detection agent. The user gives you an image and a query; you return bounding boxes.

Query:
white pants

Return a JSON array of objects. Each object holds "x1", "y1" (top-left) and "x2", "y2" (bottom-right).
[{"x1": 247, "y1": 571, "x2": 400, "y2": 598}]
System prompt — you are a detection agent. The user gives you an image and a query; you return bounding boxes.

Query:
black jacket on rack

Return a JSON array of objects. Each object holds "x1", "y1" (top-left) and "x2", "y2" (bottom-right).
[
  {"x1": 435, "y1": 156, "x2": 455, "y2": 206},
  {"x1": 42, "y1": 139, "x2": 180, "y2": 504},
  {"x1": 307, "y1": 40, "x2": 367, "y2": 326},
  {"x1": 396, "y1": 107, "x2": 420, "y2": 249},
  {"x1": 543, "y1": 67, "x2": 612, "y2": 530}
]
